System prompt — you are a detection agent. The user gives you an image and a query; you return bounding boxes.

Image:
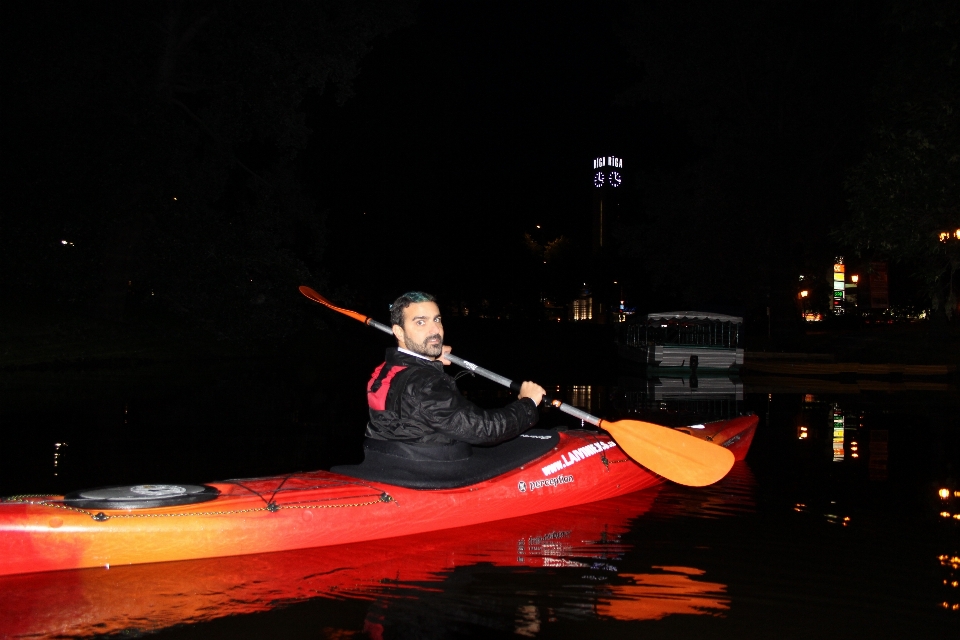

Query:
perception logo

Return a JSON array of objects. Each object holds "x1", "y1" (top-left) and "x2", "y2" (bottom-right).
[
  {"x1": 518, "y1": 481, "x2": 527, "y2": 493},
  {"x1": 524, "y1": 475, "x2": 574, "y2": 492}
]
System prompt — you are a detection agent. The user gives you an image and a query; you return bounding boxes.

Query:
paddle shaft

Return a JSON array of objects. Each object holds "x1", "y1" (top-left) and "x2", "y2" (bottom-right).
[{"x1": 360, "y1": 317, "x2": 601, "y2": 426}]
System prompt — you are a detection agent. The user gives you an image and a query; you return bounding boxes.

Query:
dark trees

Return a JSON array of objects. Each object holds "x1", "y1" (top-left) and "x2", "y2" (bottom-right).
[
  {"x1": 614, "y1": 1, "x2": 881, "y2": 322},
  {"x1": 836, "y1": 0, "x2": 960, "y2": 318},
  {"x1": 3, "y1": 1, "x2": 415, "y2": 337}
]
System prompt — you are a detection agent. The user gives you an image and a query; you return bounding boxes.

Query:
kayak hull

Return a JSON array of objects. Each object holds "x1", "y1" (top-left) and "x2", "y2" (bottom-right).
[
  {"x1": 0, "y1": 416, "x2": 758, "y2": 576},
  {"x1": 1, "y1": 466, "x2": 766, "y2": 639}
]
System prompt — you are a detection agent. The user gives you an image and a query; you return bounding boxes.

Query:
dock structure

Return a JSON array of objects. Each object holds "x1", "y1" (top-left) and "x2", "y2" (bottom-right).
[{"x1": 618, "y1": 311, "x2": 744, "y2": 373}]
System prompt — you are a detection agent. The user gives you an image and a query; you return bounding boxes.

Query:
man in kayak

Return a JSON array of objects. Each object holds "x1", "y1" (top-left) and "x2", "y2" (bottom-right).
[{"x1": 365, "y1": 291, "x2": 546, "y2": 446}]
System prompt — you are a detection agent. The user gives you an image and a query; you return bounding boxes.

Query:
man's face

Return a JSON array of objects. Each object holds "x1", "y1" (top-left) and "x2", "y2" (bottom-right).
[{"x1": 394, "y1": 301, "x2": 444, "y2": 358}]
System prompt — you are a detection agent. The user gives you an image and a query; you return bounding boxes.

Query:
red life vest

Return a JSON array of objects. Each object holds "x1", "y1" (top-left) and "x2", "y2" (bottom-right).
[{"x1": 366, "y1": 362, "x2": 409, "y2": 411}]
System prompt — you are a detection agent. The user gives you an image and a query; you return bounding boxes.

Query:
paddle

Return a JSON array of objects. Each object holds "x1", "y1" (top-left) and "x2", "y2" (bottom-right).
[{"x1": 299, "y1": 286, "x2": 735, "y2": 487}]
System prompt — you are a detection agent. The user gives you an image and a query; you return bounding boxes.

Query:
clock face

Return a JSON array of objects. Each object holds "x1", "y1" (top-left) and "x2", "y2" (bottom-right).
[
  {"x1": 593, "y1": 171, "x2": 605, "y2": 187},
  {"x1": 609, "y1": 171, "x2": 622, "y2": 187}
]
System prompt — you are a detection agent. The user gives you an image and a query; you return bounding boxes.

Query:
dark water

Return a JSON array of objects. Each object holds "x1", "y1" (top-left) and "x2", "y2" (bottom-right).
[{"x1": 1, "y1": 357, "x2": 957, "y2": 639}]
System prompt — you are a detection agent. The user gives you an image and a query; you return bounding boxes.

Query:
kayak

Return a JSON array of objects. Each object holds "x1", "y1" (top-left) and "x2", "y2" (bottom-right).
[
  {"x1": 0, "y1": 464, "x2": 758, "y2": 638},
  {"x1": 0, "y1": 415, "x2": 757, "y2": 577}
]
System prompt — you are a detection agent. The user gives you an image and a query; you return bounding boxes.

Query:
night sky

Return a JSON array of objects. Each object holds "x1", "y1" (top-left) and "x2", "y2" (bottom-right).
[
  {"x1": 4, "y1": 1, "x2": 954, "y2": 336},
  {"x1": 308, "y1": 1, "x2": 652, "y2": 301},
  {"x1": 304, "y1": 0, "x2": 882, "y2": 312}
]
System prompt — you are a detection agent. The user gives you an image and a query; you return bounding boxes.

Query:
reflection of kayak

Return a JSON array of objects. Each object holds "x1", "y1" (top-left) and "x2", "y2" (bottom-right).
[
  {"x1": 0, "y1": 480, "x2": 745, "y2": 639},
  {"x1": 0, "y1": 416, "x2": 757, "y2": 577}
]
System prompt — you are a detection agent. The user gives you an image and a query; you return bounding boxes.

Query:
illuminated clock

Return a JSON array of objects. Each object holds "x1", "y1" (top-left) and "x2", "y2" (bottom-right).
[
  {"x1": 609, "y1": 171, "x2": 622, "y2": 187},
  {"x1": 593, "y1": 171, "x2": 605, "y2": 187}
]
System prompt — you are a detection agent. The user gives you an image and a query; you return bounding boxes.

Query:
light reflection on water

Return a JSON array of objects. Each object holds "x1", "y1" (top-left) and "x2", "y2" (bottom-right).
[
  {"x1": 0, "y1": 370, "x2": 957, "y2": 638},
  {"x1": 648, "y1": 460, "x2": 757, "y2": 520},
  {"x1": 1, "y1": 487, "x2": 741, "y2": 637}
]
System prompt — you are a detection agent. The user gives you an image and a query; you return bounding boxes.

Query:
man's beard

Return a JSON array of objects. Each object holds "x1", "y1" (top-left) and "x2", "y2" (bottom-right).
[{"x1": 404, "y1": 332, "x2": 443, "y2": 357}]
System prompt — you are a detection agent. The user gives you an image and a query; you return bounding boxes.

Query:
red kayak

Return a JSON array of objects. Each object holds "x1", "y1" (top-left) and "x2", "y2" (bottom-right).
[
  {"x1": 0, "y1": 416, "x2": 757, "y2": 577},
  {"x1": 0, "y1": 463, "x2": 761, "y2": 639}
]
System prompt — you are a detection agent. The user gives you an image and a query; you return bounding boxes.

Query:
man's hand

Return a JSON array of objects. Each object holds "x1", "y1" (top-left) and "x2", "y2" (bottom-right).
[
  {"x1": 518, "y1": 381, "x2": 546, "y2": 406},
  {"x1": 438, "y1": 345, "x2": 452, "y2": 366}
]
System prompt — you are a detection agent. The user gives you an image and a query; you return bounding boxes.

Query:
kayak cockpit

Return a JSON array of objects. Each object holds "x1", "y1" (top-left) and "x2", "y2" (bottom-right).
[{"x1": 330, "y1": 429, "x2": 561, "y2": 489}]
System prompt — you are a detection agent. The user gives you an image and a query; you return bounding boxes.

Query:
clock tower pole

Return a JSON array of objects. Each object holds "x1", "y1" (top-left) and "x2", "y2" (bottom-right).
[{"x1": 591, "y1": 155, "x2": 623, "y2": 254}]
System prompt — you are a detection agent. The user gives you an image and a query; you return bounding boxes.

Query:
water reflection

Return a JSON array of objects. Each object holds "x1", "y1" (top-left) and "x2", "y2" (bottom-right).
[
  {"x1": 467, "y1": 376, "x2": 748, "y2": 428},
  {"x1": 596, "y1": 566, "x2": 728, "y2": 620},
  {"x1": 649, "y1": 461, "x2": 757, "y2": 520},
  {"x1": 869, "y1": 428, "x2": 889, "y2": 480},
  {"x1": 569, "y1": 384, "x2": 592, "y2": 411},
  {"x1": 938, "y1": 486, "x2": 960, "y2": 612},
  {"x1": 940, "y1": 551, "x2": 960, "y2": 611},
  {"x1": 785, "y1": 393, "x2": 896, "y2": 474},
  {"x1": 611, "y1": 375, "x2": 745, "y2": 425},
  {"x1": 0, "y1": 487, "x2": 743, "y2": 638},
  {"x1": 832, "y1": 403, "x2": 845, "y2": 462}
]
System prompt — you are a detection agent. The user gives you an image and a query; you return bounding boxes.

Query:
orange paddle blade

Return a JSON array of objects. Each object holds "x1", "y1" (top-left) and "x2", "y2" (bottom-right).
[
  {"x1": 599, "y1": 419, "x2": 735, "y2": 487},
  {"x1": 299, "y1": 286, "x2": 371, "y2": 324}
]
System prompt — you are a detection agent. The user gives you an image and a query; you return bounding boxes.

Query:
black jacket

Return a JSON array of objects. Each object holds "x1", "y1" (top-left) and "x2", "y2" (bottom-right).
[{"x1": 365, "y1": 348, "x2": 539, "y2": 445}]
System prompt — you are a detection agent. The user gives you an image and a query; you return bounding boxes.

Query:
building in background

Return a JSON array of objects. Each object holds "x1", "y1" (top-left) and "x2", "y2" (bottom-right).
[
  {"x1": 591, "y1": 155, "x2": 623, "y2": 255},
  {"x1": 572, "y1": 155, "x2": 626, "y2": 323},
  {"x1": 570, "y1": 286, "x2": 595, "y2": 322},
  {"x1": 863, "y1": 261, "x2": 889, "y2": 310}
]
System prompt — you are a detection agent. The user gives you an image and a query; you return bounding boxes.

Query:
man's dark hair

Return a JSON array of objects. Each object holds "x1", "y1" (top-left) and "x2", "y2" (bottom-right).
[{"x1": 390, "y1": 291, "x2": 437, "y2": 326}]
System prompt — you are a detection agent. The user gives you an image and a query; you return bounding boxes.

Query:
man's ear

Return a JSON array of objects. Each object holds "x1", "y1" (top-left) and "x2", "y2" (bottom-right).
[{"x1": 392, "y1": 324, "x2": 405, "y2": 347}]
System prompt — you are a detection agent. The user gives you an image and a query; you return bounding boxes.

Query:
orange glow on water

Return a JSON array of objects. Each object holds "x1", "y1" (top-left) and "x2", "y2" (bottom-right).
[{"x1": 596, "y1": 567, "x2": 729, "y2": 621}]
